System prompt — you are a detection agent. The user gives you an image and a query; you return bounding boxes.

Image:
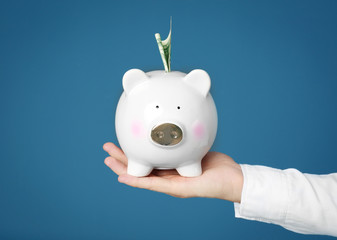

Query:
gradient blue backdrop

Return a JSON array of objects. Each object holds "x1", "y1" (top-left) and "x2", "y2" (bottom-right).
[{"x1": 1, "y1": 0, "x2": 336, "y2": 239}]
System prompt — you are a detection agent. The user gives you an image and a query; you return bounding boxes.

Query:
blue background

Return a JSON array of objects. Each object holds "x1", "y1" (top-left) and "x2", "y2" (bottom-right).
[{"x1": 1, "y1": 0, "x2": 336, "y2": 239}]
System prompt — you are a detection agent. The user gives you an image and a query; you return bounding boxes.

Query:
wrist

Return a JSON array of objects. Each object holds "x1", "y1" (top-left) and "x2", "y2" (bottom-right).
[
  {"x1": 232, "y1": 164, "x2": 243, "y2": 203},
  {"x1": 216, "y1": 161, "x2": 243, "y2": 203}
]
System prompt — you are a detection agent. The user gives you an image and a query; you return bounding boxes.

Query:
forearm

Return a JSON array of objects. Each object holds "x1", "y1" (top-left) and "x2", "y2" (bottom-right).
[{"x1": 234, "y1": 164, "x2": 337, "y2": 237}]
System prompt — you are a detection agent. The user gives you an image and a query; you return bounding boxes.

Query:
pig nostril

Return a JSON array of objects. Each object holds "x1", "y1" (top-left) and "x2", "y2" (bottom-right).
[
  {"x1": 156, "y1": 131, "x2": 164, "y2": 139},
  {"x1": 170, "y1": 131, "x2": 178, "y2": 139}
]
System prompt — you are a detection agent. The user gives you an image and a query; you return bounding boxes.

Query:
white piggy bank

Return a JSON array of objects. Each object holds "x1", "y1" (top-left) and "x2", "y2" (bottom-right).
[{"x1": 115, "y1": 69, "x2": 217, "y2": 177}]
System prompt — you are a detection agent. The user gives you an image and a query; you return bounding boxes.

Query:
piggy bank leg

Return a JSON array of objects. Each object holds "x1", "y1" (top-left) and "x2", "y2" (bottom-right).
[
  {"x1": 127, "y1": 160, "x2": 153, "y2": 177},
  {"x1": 176, "y1": 162, "x2": 202, "y2": 177}
]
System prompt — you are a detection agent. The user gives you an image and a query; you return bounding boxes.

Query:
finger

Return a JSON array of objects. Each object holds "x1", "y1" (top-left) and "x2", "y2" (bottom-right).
[
  {"x1": 103, "y1": 142, "x2": 128, "y2": 164},
  {"x1": 118, "y1": 174, "x2": 194, "y2": 198},
  {"x1": 104, "y1": 156, "x2": 127, "y2": 175}
]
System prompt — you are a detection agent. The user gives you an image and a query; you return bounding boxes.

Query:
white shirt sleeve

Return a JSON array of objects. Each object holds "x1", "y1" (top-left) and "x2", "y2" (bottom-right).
[{"x1": 234, "y1": 164, "x2": 337, "y2": 237}]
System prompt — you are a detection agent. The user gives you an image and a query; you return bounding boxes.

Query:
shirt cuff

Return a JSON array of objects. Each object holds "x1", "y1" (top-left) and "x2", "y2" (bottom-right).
[{"x1": 234, "y1": 164, "x2": 289, "y2": 224}]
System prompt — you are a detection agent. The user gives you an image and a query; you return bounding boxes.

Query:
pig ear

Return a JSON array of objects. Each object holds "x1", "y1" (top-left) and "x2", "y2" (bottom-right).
[
  {"x1": 122, "y1": 69, "x2": 149, "y2": 95},
  {"x1": 183, "y1": 69, "x2": 211, "y2": 97}
]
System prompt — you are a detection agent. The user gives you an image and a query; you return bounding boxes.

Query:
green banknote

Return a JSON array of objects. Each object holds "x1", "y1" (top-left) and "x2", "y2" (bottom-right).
[{"x1": 155, "y1": 18, "x2": 172, "y2": 72}]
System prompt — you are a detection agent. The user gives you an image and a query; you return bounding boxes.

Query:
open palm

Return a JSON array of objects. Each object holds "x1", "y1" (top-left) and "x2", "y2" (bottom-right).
[{"x1": 103, "y1": 142, "x2": 243, "y2": 203}]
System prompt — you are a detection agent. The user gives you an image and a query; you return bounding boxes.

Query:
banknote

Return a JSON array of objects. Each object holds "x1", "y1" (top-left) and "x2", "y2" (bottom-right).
[{"x1": 155, "y1": 18, "x2": 172, "y2": 72}]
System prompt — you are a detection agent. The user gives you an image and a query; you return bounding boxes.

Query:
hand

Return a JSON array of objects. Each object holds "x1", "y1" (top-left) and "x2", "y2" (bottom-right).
[{"x1": 103, "y1": 142, "x2": 243, "y2": 203}]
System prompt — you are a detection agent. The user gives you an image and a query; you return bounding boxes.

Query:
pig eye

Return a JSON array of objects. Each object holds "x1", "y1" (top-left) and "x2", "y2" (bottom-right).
[
  {"x1": 177, "y1": 106, "x2": 181, "y2": 110},
  {"x1": 156, "y1": 105, "x2": 159, "y2": 109}
]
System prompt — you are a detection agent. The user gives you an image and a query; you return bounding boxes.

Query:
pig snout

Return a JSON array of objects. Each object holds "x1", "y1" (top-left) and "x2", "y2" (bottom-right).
[{"x1": 151, "y1": 123, "x2": 183, "y2": 146}]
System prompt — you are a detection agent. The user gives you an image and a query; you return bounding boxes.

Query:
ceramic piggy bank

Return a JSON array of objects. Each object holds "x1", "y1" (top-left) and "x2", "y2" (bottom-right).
[{"x1": 115, "y1": 69, "x2": 217, "y2": 177}]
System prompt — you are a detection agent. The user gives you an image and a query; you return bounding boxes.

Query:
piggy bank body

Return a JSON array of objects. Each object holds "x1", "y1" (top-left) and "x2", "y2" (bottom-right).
[{"x1": 115, "y1": 69, "x2": 217, "y2": 177}]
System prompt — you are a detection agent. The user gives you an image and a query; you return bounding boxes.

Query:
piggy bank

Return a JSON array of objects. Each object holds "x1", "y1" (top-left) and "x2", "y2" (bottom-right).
[{"x1": 115, "y1": 69, "x2": 217, "y2": 177}]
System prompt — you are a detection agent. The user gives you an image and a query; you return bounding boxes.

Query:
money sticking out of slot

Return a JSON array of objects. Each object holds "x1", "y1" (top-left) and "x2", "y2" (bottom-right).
[{"x1": 155, "y1": 18, "x2": 172, "y2": 72}]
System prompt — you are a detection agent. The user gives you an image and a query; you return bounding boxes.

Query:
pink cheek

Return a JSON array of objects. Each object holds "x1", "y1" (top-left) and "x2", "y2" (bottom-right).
[
  {"x1": 193, "y1": 123, "x2": 205, "y2": 139},
  {"x1": 131, "y1": 121, "x2": 144, "y2": 138}
]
